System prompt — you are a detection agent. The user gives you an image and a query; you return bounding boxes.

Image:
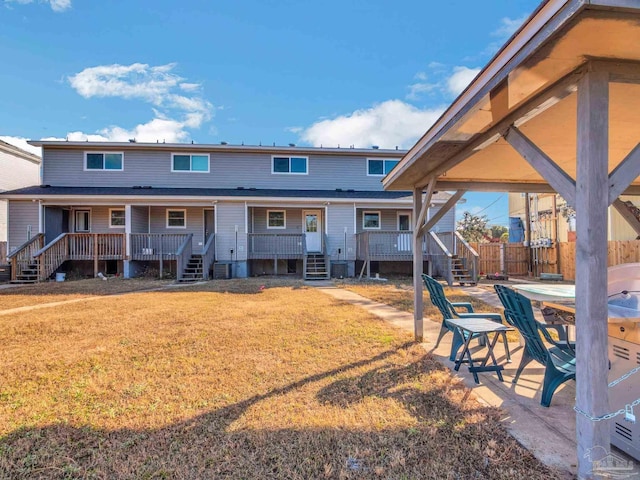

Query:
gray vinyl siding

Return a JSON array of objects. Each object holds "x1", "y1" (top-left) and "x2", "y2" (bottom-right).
[
  {"x1": 149, "y1": 206, "x2": 205, "y2": 248},
  {"x1": 131, "y1": 206, "x2": 148, "y2": 233},
  {"x1": 82, "y1": 206, "x2": 125, "y2": 233},
  {"x1": 250, "y1": 207, "x2": 304, "y2": 234},
  {"x1": 216, "y1": 202, "x2": 247, "y2": 261},
  {"x1": 42, "y1": 149, "x2": 402, "y2": 191},
  {"x1": 327, "y1": 204, "x2": 356, "y2": 261},
  {"x1": 8, "y1": 200, "x2": 39, "y2": 253},
  {"x1": 355, "y1": 207, "x2": 454, "y2": 234},
  {"x1": 0, "y1": 150, "x2": 40, "y2": 192}
]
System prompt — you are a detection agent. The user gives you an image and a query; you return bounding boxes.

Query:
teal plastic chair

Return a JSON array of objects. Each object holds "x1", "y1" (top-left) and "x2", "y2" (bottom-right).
[
  {"x1": 421, "y1": 274, "x2": 510, "y2": 362},
  {"x1": 494, "y1": 285, "x2": 576, "y2": 407}
]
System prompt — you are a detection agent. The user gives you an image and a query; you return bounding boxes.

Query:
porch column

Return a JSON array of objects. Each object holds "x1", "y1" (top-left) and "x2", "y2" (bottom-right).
[
  {"x1": 575, "y1": 69, "x2": 610, "y2": 478},
  {"x1": 124, "y1": 204, "x2": 132, "y2": 278},
  {"x1": 412, "y1": 186, "x2": 424, "y2": 341}
]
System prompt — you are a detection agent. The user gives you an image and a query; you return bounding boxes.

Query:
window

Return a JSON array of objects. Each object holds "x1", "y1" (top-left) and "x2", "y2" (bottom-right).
[
  {"x1": 109, "y1": 209, "x2": 125, "y2": 228},
  {"x1": 398, "y1": 214, "x2": 411, "y2": 231},
  {"x1": 172, "y1": 153, "x2": 210, "y2": 172},
  {"x1": 367, "y1": 158, "x2": 399, "y2": 176},
  {"x1": 166, "y1": 209, "x2": 186, "y2": 228},
  {"x1": 363, "y1": 211, "x2": 381, "y2": 230},
  {"x1": 267, "y1": 210, "x2": 286, "y2": 229},
  {"x1": 85, "y1": 152, "x2": 124, "y2": 171},
  {"x1": 272, "y1": 156, "x2": 308, "y2": 174}
]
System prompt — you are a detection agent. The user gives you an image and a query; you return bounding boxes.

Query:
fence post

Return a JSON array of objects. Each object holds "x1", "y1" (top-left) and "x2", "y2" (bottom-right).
[{"x1": 500, "y1": 243, "x2": 505, "y2": 274}]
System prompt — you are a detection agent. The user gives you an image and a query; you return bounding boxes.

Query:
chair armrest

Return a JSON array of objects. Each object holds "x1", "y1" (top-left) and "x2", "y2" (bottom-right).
[
  {"x1": 450, "y1": 302, "x2": 474, "y2": 313},
  {"x1": 538, "y1": 322, "x2": 575, "y2": 354}
]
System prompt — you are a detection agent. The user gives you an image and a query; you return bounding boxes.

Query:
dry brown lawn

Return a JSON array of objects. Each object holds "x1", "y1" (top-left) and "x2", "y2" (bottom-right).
[
  {"x1": 0, "y1": 278, "x2": 173, "y2": 311},
  {"x1": 0, "y1": 278, "x2": 563, "y2": 479}
]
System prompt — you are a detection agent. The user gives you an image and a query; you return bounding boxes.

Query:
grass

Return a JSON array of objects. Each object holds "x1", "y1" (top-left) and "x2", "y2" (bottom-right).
[
  {"x1": 0, "y1": 278, "x2": 173, "y2": 311},
  {"x1": 0, "y1": 278, "x2": 563, "y2": 479}
]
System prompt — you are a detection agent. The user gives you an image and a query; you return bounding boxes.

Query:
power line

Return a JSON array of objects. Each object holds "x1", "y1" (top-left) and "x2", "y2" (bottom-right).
[{"x1": 471, "y1": 193, "x2": 506, "y2": 216}]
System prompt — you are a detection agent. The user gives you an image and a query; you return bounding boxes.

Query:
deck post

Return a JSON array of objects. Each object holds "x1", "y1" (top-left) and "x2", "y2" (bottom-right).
[
  {"x1": 93, "y1": 233, "x2": 99, "y2": 277},
  {"x1": 412, "y1": 187, "x2": 424, "y2": 342},
  {"x1": 159, "y1": 236, "x2": 164, "y2": 279},
  {"x1": 575, "y1": 69, "x2": 610, "y2": 479}
]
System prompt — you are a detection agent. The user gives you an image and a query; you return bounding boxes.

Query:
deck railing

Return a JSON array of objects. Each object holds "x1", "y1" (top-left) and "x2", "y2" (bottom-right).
[
  {"x1": 176, "y1": 234, "x2": 194, "y2": 282},
  {"x1": 35, "y1": 233, "x2": 68, "y2": 281},
  {"x1": 201, "y1": 234, "x2": 216, "y2": 280},
  {"x1": 247, "y1": 233, "x2": 305, "y2": 259},
  {"x1": 355, "y1": 231, "x2": 415, "y2": 261},
  {"x1": 67, "y1": 233, "x2": 125, "y2": 260},
  {"x1": 130, "y1": 233, "x2": 190, "y2": 260},
  {"x1": 7, "y1": 233, "x2": 45, "y2": 281},
  {"x1": 434, "y1": 232, "x2": 479, "y2": 283},
  {"x1": 427, "y1": 231, "x2": 454, "y2": 285}
]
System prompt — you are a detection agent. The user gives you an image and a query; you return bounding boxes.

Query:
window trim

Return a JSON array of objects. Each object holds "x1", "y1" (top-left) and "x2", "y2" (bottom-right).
[
  {"x1": 366, "y1": 158, "x2": 399, "y2": 177},
  {"x1": 84, "y1": 152, "x2": 124, "y2": 171},
  {"x1": 109, "y1": 208, "x2": 126, "y2": 229},
  {"x1": 271, "y1": 155, "x2": 308, "y2": 175},
  {"x1": 363, "y1": 210, "x2": 381, "y2": 230},
  {"x1": 171, "y1": 153, "x2": 210, "y2": 173},
  {"x1": 74, "y1": 209, "x2": 92, "y2": 233},
  {"x1": 166, "y1": 209, "x2": 187, "y2": 229},
  {"x1": 267, "y1": 210, "x2": 286, "y2": 229}
]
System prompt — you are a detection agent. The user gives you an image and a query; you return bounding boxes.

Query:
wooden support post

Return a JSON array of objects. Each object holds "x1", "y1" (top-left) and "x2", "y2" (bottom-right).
[
  {"x1": 413, "y1": 186, "x2": 425, "y2": 342},
  {"x1": 612, "y1": 198, "x2": 640, "y2": 236},
  {"x1": 575, "y1": 69, "x2": 610, "y2": 479},
  {"x1": 159, "y1": 236, "x2": 164, "y2": 279},
  {"x1": 93, "y1": 233, "x2": 99, "y2": 277}
]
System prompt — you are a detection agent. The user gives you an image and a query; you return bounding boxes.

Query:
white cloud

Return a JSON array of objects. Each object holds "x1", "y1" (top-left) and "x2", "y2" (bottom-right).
[
  {"x1": 0, "y1": 136, "x2": 42, "y2": 156},
  {"x1": 447, "y1": 66, "x2": 481, "y2": 96},
  {"x1": 491, "y1": 15, "x2": 527, "y2": 39},
  {"x1": 300, "y1": 100, "x2": 444, "y2": 150},
  {"x1": 4, "y1": 0, "x2": 70, "y2": 12},
  {"x1": 406, "y1": 81, "x2": 438, "y2": 100},
  {"x1": 62, "y1": 62, "x2": 214, "y2": 143},
  {"x1": 285, "y1": 126, "x2": 303, "y2": 134}
]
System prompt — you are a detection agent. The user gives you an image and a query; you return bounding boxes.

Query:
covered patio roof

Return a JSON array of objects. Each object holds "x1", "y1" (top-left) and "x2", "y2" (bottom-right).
[{"x1": 383, "y1": 1, "x2": 640, "y2": 478}]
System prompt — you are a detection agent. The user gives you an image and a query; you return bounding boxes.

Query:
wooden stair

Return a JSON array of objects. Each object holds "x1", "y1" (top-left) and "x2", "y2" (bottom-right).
[
  {"x1": 11, "y1": 260, "x2": 40, "y2": 284},
  {"x1": 451, "y1": 255, "x2": 476, "y2": 286},
  {"x1": 305, "y1": 254, "x2": 329, "y2": 280},
  {"x1": 178, "y1": 254, "x2": 205, "y2": 283}
]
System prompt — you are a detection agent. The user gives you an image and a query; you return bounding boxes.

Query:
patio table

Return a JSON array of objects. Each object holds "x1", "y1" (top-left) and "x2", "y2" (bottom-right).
[{"x1": 446, "y1": 318, "x2": 514, "y2": 384}]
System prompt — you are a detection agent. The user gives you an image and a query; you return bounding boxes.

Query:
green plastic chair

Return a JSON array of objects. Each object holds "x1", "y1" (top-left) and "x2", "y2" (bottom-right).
[
  {"x1": 494, "y1": 285, "x2": 576, "y2": 407},
  {"x1": 421, "y1": 274, "x2": 510, "y2": 362}
]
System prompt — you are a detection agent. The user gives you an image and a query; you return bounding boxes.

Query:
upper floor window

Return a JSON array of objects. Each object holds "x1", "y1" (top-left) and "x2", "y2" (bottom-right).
[
  {"x1": 172, "y1": 153, "x2": 210, "y2": 172},
  {"x1": 85, "y1": 152, "x2": 124, "y2": 171},
  {"x1": 367, "y1": 158, "x2": 399, "y2": 176},
  {"x1": 272, "y1": 156, "x2": 308, "y2": 174}
]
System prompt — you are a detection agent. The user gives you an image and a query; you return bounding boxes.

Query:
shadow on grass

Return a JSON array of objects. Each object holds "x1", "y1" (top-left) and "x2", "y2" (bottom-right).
[{"x1": 0, "y1": 344, "x2": 562, "y2": 480}]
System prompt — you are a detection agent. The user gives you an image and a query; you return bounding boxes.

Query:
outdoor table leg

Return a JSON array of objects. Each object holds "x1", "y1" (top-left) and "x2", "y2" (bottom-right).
[{"x1": 479, "y1": 332, "x2": 505, "y2": 382}]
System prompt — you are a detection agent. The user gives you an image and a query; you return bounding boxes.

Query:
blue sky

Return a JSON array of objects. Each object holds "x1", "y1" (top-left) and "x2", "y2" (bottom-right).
[{"x1": 0, "y1": 0, "x2": 541, "y2": 226}]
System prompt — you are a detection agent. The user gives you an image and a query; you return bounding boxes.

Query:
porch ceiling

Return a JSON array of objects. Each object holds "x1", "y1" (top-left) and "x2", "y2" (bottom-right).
[{"x1": 383, "y1": 3, "x2": 640, "y2": 193}]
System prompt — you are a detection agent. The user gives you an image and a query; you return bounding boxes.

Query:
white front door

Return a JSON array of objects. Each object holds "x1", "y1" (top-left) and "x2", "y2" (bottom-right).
[{"x1": 303, "y1": 210, "x2": 322, "y2": 252}]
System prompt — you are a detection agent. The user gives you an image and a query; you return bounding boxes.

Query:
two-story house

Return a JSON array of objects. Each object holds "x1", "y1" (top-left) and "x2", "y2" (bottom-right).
[
  {"x1": 1, "y1": 141, "x2": 459, "y2": 283},
  {"x1": 0, "y1": 140, "x2": 41, "y2": 251}
]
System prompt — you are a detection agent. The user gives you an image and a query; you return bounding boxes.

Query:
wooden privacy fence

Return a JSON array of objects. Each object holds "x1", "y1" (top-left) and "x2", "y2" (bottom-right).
[
  {"x1": 0, "y1": 241, "x2": 6, "y2": 264},
  {"x1": 471, "y1": 240, "x2": 640, "y2": 281}
]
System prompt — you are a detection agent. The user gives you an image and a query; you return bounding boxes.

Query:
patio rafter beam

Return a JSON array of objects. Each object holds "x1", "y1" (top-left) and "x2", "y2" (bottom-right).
[
  {"x1": 413, "y1": 176, "x2": 436, "y2": 238},
  {"x1": 413, "y1": 65, "x2": 586, "y2": 189},
  {"x1": 608, "y1": 142, "x2": 640, "y2": 204},
  {"x1": 504, "y1": 126, "x2": 576, "y2": 206},
  {"x1": 612, "y1": 198, "x2": 640, "y2": 236},
  {"x1": 419, "y1": 190, "x2": 466, "y2": 237}
]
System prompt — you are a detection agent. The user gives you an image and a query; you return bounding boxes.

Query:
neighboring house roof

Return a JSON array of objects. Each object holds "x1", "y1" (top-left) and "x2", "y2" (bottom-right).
[
  {"x1": 0, "y1": 140, "x2": 41, "y2": 164},
  {"x1": 0, "y1": 185, "x2": 453, "y2": 203},
  {"x1": 29, "y1": 140, "x2": 407, "y2": 158}
]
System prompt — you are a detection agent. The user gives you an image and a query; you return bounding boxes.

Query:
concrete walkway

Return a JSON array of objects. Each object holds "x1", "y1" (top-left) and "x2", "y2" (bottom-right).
[{"x1": 313, "y1": 282, "x2": 579, "y2": 477}]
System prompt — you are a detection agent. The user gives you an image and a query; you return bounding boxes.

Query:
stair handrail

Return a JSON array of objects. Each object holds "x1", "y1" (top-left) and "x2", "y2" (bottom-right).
[
  {"x1": 302, "y1": 233, "x2": 308, "y2": 279},
  {"x1": 34, "y1": 233, "x2": 69, "y2": 281},
  {"x1": 428, "y1": 231, "x2": 454, "y2": 286},
  {"x1": 201, "y1": 234, "x2": 216, "y2": 280},
  {"x1": 324, "y1": 233, "x2": 331, "y2": 279},
  {"x1": 7, "y1": 233, "x2": 45, "y2": 281},
  {"x1": 176, "y1": 233, "x2": 193, "y2": 282},
  {"x1": 453, "y1": 231, "x2": 479, "y2": 282}
]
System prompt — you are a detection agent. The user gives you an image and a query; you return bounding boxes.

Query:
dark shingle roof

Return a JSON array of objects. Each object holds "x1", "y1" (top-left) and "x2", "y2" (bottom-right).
[{"x1": 0, "y1": 185, "x2": 427, "y2": 200}]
